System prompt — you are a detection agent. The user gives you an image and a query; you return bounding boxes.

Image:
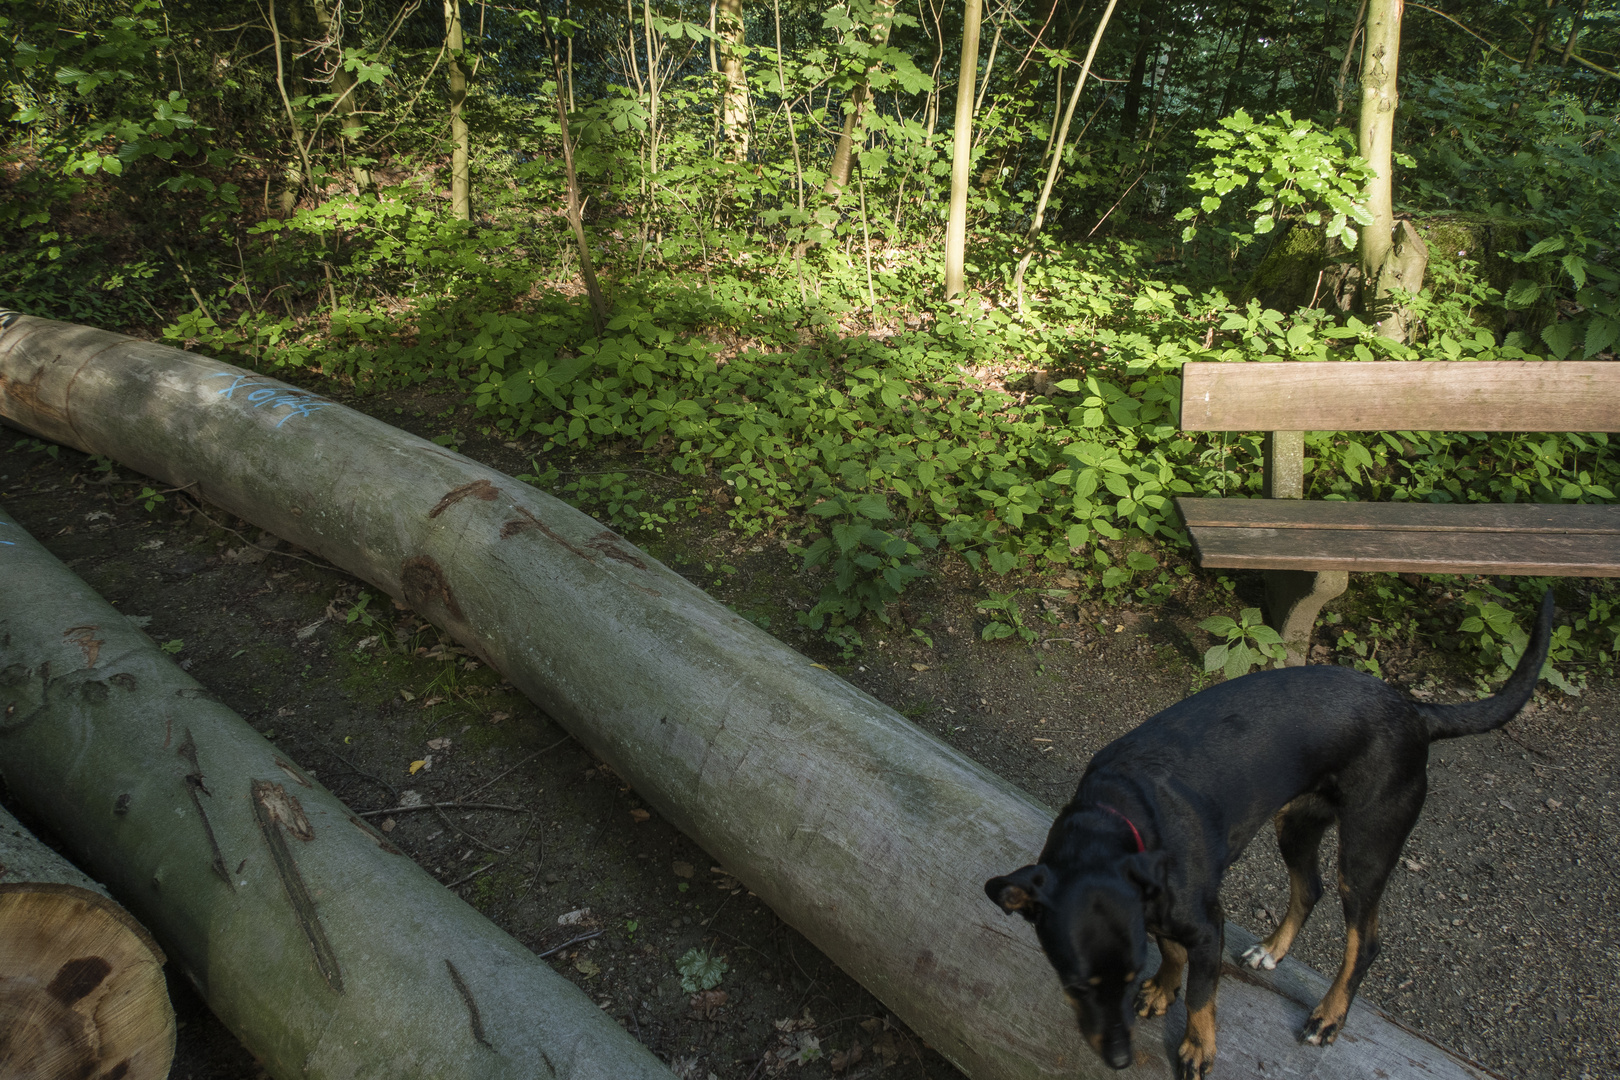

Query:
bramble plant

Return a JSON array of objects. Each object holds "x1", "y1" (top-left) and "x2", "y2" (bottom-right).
[{"x1": 1198, "y1": 608, "x2": 1288, "y2": 679}]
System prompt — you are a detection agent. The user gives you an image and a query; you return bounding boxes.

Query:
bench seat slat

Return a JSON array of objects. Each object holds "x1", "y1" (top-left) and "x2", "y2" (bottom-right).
[
  {"x1": 1177, "y1": 498, "x2": 1620, "y2": 535},
  {"x1": 1175, "y1": 497, "x2": 1620, "y2": 577}
]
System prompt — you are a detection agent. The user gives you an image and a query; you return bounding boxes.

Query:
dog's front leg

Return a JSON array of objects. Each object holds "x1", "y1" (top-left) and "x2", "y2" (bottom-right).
[
  {"x1": 1176, "y1": 928, "x2": 1224, "y2": 1080},
  {"x1": 1136, "y1": 936, "x2": 1186, "y2": 1018}
]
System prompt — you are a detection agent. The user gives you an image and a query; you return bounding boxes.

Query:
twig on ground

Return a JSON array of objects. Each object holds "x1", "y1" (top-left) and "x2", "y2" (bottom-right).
[
  {"x1": 536, "y1": 930, "x2": 603, "y2": 958},
  {"x1": 357, "y1": 800, "x2": 525, "y2": 818},
  {"x1": 446, "y1": 861, "x2": 498, "y2": 889}
]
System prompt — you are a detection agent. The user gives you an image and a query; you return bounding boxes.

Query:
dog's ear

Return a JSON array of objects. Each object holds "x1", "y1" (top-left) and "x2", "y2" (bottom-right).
[
  {"x1": 985, "y1": 864, "x2": 1053, "y2": 921},
  {"x1": 1123, "y1": 851, "x2": 1170, "y2": 901}
]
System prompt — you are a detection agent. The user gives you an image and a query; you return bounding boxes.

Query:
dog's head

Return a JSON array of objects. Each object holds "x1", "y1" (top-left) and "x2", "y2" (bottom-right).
[{"x1": 985, "y1": 853, "x2": 1167, "y2": 1070}]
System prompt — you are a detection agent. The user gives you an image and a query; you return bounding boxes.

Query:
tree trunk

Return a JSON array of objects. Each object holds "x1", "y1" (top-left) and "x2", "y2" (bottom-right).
[
  {"x1": 1119, "y1": 0, "x2": 1153, "y2": 136},
  {"x1": 822, "y1": 0, "x2": 900, "y2": 198},
  {"x1": 0, "y1": 505, "x2": 674, "y2": 1080},
  {"x1": 1217, "y1": 0, "x2": 1261, "y2": 119},
  {"x1": 309, "y1": 0, "x2": 372, "y2": 190},
  {"x1": 944, "y1": 0, "x2": 985, "y2": 298},
  {"x1": 1334, "y1": 0, "x2": 1368, "y2": 116},
  {"x1": 716, "y1": 0, "x2": 750, "y2": 161},
  {"x1": 1, "y1": 807, "x2": 174, "y2": 1080},
  {"x1": 445, "y1": 0, "x2": 470, "y2": 221},
  {"x1": 551, "y1": 44, "x2": 610, "y2": 335},
  {"x1": 1355, "y1": 0, "x2": 1412, "y2": 340},
  {"x1": 1011, "y1": 0, "x2": 1121, "y2": 308},
  {"x1": 0, "y1": 314, "x2": 1515, "y2": 1080}
]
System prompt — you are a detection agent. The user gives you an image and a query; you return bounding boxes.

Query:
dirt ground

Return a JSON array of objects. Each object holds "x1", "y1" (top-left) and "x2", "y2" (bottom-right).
[{"x1": 1, "y1": 386, "x2": 1615, "y2": 1080}]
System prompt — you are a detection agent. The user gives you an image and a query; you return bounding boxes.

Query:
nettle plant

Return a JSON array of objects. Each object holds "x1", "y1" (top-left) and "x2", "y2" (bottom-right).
[{"x1": 1175, "y1": 109, "x2": 1376, "y2": 254}]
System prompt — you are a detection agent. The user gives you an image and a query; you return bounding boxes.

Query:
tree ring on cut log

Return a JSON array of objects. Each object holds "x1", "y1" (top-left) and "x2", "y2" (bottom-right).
[{"x1": 0, "y1": 882, "x2": 173, "y2": 1080}]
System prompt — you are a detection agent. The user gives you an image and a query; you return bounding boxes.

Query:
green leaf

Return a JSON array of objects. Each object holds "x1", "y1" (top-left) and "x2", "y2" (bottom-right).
[
  {"x1": 1198, "y1": 615, "x2": 1239, "y2": 636},
  {"x1": 1203, "y1": 642, "x2": 1229, "y2": 673},
  {"x1": 1542, "y1": 321, "x2": 1578, "y2": 360}
]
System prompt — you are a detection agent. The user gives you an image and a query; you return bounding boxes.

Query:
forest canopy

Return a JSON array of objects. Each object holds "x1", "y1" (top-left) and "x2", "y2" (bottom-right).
[{"x1": 4, "y1": 0, "x2": 1618, "y2": 675}]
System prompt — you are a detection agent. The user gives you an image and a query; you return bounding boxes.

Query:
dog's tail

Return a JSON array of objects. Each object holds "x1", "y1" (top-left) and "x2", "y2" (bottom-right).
[{"x1": 1419, "y1": 588, "x2": 1555, "y2": 742}]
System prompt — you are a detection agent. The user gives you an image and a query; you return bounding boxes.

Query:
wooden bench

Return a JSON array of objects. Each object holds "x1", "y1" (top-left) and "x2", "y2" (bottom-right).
[{"x1": 1173, "y1": 361, "x2": 1620, "y2": 664}]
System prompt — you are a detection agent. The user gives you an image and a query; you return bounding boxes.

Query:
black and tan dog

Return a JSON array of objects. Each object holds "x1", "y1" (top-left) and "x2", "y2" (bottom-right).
[{"x1": 987, "y1": 589, "x2": 1554, "y2": 1077}]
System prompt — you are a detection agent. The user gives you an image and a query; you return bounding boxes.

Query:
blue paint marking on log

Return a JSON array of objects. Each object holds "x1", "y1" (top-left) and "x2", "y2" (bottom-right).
[{"x1": 206, "y1": 373, "x2": 329, "y2": 427}]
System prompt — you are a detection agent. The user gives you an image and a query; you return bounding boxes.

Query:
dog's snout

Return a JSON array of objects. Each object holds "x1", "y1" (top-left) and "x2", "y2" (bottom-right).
[{"x1": 1104, "y1": 1033, "x2": 1133, "y2": 1070}]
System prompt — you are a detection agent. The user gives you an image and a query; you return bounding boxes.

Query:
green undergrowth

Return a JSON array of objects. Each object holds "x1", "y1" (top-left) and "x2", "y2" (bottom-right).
[{"x1": 161, "y1": 240, "x2": 1620, "y2": 683}]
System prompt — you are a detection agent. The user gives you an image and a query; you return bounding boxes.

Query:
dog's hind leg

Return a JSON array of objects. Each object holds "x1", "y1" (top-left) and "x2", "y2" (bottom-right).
[
  {"x1": 1136, "y1": 937, "x2": 1186, "y2": 1018},
  {"x1": 1302, "y1": 793, "x2": 1421, "y2": 1046},
  {"x1": 1243, "y1": 794, "x2": 1334, "y2": 971}
]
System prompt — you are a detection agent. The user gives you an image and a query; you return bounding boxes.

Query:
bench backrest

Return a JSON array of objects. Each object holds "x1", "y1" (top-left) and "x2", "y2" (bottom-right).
[{"x1": 1180, "y1": 361, "x2": 1620, "y2": 434}]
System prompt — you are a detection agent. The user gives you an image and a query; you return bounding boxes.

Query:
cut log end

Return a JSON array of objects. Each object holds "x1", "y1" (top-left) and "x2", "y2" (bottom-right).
[{"x1": 0, "y1": 883, "x2": 175, "y2": 1080}]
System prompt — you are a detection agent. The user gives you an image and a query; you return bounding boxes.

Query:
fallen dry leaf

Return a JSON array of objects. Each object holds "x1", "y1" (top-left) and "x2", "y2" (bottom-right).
[
  {"x1": 630, "y1": 808, "x2": 650, "y2": 823},
  {"x1": 575, "y1": 957, "x2": 600, "y2": 977},
  {"x1": 426, "y1": 737, "x2": 452, "y2": 750},
  {"x1": 407, "y1": 758, "x2": 428, "y2": 775},
  {"x1": 672, "y1": 861, "x2": 694, "y2": 878},
  {"x1": 910, "y1": 663, "x2": 929, "y2": 672}
]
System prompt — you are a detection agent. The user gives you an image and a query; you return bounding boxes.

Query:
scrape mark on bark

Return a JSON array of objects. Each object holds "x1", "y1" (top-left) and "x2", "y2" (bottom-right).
[
  {"x1": 254, "y1": 779, "x2": 315, "y2": 840},
  {"x1": 251, "y1": 779, "x2": 343, "y2": 992},
  {"x1": 446, "y1": 959, "x2": 493, "y2": 1048},
  {"x1": 500, "y1": 506, "x2": 592, "y2": 559},
  {"x1": 430, "y1": 478, "x2": 500, "y2": 518},
  {"x1": 587, "y1": 531, "x2": 648, "y2": 569},
  {"x1": 401, "y1": 555, "x2": 466, "y2": 622},
  {"x1": 275, "y1": 757, "x2": 313, "y2": 787},
  {"x1": 177, "y1": 730, "x2": 234, "y2": 891},
  {"x1": 0, "y1": 365, "x2": 68, "y2": 432},
  {"x1": 63, "y1": 625, "x2": 103, "y2": 667}
]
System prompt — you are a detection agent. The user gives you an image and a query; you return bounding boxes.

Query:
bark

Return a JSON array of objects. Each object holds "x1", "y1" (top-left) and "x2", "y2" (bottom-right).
[
  {"x1": 1355, "y1": 0, "x2": 1410, "y2": 340},
  {"x1": 445, "y1": 0, "x2": 470, "y2": 221},
  {"x1": 944, "y1": 0, "x2": 986, "y2": 298},
  {"x1": 1, "y1": 807, "x2": 175, "y2": 1080},
  {"x1": 0, "y1": 314, "x2": 1513, "y2": 1080},
  {"x1": 0, "y1": 503, "x2": 673, "y2": 1080},
  {"x1": 716, "y1": 0, "x2": 749, "y2": 161}
]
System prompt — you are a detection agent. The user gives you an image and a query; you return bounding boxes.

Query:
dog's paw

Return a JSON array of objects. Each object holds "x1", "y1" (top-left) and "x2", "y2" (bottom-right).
[
  {"x1": 1176, "y1": 1035, "x2": 1217, "y2": 1079},
  {"x1": 1241, "y1": 944, "x2": 1277, "y2": 971},
  {"x1": 1301, "y1": 1012, "x2": 1344, "y2": 1046},
  {"x1": 1135, "y1": 977, "x2": 1179, "y2": 1018}
]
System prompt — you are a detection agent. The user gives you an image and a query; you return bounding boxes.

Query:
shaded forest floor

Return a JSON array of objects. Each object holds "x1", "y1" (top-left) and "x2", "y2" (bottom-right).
[{"x1": 1, "y1": 379, "x2": 1616, "y2": 1080}]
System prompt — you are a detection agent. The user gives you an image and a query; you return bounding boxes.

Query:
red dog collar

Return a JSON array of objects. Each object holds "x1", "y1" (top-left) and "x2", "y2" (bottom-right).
[{"x1": 1098, "y1": 803, "x2": 1144, "y2": 853}]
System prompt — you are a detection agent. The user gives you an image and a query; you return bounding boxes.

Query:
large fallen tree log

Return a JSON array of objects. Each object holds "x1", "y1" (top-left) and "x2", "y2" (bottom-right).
[
  {"x1": 1, "y1": 805, "x2": 175, "y2": 1080},
  {"x1": 0, "y1": 505, "x2": 676, "y2": 1080},
  {"x1": 0, "y1": 312, "x2": 1497, "y2": 1079}
]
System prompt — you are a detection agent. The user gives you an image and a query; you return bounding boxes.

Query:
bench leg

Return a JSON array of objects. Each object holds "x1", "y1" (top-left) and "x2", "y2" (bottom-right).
[{"x1": 1263, "y1": 570, "x2": 1348, "y2": 666}]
